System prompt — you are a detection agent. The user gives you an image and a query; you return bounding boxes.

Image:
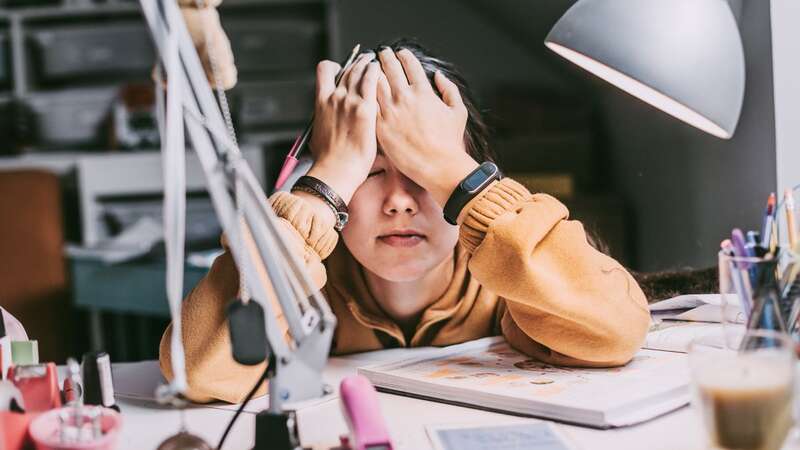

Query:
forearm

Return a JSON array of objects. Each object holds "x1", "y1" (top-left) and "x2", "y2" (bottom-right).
[
  {"x1": 462, "y1": 178, "x2": 650, "y2": 365},
  {"x1": 159, "y1": 192, "x2": 338, "y2": 402},
  {"x1": 159, "y1": 251, "x2": 268, "y2": 403}
]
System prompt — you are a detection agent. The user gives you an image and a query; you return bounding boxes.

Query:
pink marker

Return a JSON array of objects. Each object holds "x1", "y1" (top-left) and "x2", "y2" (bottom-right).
[
  {"x1": 274, "y1": 44, "x2": 361, "y2": 191},
  {"x1": 339, "y1": 375, "x2": 393, "y2": 450},
  {"x1": 274, "y1": 135, "x2": 303, "y2": 190}
]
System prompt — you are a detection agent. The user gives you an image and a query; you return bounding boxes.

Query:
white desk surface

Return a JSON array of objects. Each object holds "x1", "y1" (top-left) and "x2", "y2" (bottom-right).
[{"x1": 108, "y1": 346, "x2": 709, "y2": 450}]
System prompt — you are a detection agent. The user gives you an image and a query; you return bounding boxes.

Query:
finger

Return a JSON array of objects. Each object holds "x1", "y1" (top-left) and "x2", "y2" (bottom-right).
[
  {"x1": 345, "y1": 52, "x2": 375, "y2": 93},
  {"x1": 396, "y1": 48, "x2": 430, "y2": 88},
  {"x1": 378, "y1": 47, "x2": 410, "y2": 93},
  {"x1": 434, "y1": 70, "x2": 464, "y2": 109},
  {"x1": 316, "y1": 60, "x2": 341, "y2": 100},
  {"x1": 360, "y1": 61, "x2": 381, "y2": 101},
  {"x1": 376, "y1": 72, "x2": 392, "y2": 112}
]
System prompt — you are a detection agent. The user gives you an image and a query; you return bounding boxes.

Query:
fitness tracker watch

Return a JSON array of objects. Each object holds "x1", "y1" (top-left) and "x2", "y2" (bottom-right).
[{"x1": 443, "y1": 161, "x2": 502, "y2": 225}]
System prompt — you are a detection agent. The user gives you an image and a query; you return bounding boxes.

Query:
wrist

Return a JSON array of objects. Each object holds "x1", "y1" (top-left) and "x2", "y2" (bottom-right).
[
  {"x1": 306, "y1": 158, "x2": 365, "y2": 205},
  {"x1": 430, "y1": 154, "x2": 479, "y2": 208},
  {"x1": 442, "y1": 161, "x2": 503, "y2": 226}
]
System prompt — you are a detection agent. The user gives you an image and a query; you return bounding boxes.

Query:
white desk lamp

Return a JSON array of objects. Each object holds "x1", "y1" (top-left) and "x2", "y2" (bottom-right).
[{"x1": 545, "y1": 0, "x2": 746, "y2": 139}]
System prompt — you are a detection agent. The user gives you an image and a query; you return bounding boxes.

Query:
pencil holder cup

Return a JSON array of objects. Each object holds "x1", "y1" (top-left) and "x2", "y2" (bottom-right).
[{"x1": 719, "y1": 250, "x2": 800, "y2": 346}]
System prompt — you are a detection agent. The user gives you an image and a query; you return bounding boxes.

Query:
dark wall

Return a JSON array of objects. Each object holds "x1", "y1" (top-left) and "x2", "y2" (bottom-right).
[
  {"x1": 600, "y1": 0, "x2": 776, "y2": 271},
  {"x1": 334, "y1": 0, "x2": 777, "y2": 272},
  {"x1": 333, "y1": 0, "x2": 571, "y2": 100}
]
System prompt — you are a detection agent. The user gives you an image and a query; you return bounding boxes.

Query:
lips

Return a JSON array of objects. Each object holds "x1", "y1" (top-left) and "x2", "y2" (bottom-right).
[{"x1": 377, "y1": 229, "x2": 426, "y2": 248}]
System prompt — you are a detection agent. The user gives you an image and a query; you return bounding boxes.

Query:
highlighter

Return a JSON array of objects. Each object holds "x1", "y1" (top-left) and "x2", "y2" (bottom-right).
[{"x1": 339, "y1": 375, "x2": 394, "y2": 450}]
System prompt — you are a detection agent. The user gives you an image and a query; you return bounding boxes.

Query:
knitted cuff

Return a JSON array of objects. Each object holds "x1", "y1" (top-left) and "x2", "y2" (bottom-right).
[
  {"x1": 270, "y1": 191, "x2": 339, "y2": 260},
  {"x1": 458, "y1": 178, "x2": 531, "y2": 253}
]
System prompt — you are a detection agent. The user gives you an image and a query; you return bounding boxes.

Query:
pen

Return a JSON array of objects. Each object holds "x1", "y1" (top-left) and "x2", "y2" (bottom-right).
[
  {"x1": 722, "y1": 238, "x2": 752, "y2": 317},
  {"x1": 761, "y1": 193, "x2": 776, "y2": 249},
  {"x1": 745, "y1": 230, "x2": 767, "y2": 257},
  {"x1": 731, "y1": 228, "x2": 755, "y2": 302},
  {"x1": 746, "y1": 230, "x2": 759, "y2": 248},
  {"x1": 732, "y1": 228, "x2": 754, "y2": 260},
  {"x1": 274, "y1": 44, "x2": 362, "y2": 190}
]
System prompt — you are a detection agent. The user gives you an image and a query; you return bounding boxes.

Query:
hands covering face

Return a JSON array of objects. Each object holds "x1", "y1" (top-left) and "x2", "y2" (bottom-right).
[{"x1": 306, "y1": 48, "x2": 479, "y2": 208}]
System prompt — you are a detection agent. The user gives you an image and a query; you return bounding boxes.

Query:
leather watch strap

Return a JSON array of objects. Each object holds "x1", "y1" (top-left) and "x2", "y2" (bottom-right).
[{"x1": 292, "y1": 175, "x2": 350, "y2": 231}]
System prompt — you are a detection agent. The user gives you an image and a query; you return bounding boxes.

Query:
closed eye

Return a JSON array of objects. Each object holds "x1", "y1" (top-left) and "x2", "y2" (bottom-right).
[{"x1": 368, "y1": 169, "x2": 385, "y2": 178}]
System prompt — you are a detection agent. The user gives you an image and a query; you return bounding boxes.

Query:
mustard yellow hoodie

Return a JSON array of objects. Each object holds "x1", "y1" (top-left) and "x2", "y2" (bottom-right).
[{"x1": 160, "y1": 178, "x2": 651, "y2": 403}]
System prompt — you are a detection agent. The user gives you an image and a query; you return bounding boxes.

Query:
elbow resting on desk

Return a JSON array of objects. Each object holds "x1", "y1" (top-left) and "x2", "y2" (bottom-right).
[{"x1": 462, "y1": 189, "x2": 650, "y2": 367}]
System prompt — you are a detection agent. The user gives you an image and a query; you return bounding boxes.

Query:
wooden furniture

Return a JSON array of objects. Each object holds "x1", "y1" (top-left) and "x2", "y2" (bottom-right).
[{"x1": 0, "y1": 169, "x2": 70, "y2": 362}]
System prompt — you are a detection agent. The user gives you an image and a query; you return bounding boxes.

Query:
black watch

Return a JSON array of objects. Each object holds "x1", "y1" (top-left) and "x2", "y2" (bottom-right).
[{"x1": 443, "y1": 161, "x2": 502, "y2": 225}]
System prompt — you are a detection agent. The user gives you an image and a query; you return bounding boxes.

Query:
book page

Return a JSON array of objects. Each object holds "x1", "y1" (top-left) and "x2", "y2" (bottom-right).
[{"x1": 362, "y1": 337, "x2": 687, "y2": 411}]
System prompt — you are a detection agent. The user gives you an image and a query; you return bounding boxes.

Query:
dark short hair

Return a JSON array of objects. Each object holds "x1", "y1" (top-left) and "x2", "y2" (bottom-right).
[{"x1": 371, "y1": 38, "x2": 495, "y2": 164}]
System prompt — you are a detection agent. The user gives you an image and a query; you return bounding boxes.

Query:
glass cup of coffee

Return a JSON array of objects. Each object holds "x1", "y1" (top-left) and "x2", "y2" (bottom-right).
[{"x1": 689, "y1": 329, "x2": 796, "y2": 450}]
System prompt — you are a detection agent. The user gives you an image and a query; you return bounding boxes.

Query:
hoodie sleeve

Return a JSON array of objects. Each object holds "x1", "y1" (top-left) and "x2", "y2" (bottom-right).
[
  {"x1": 459, "y1": 178, "x2": 651, "y2": 367},
  {"x1": 158, "y1": 192, "x2": 339, "y2": 403}
]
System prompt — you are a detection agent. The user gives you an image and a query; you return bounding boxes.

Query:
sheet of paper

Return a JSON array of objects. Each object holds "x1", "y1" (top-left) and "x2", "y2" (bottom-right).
[
  {"x1": 65, "y1": 216, "x2": 163, "y2": 264},
  {"x1": 644, "y1": 321, "x2": 733, "y2": 353},
  {"x1": 427, "y1": 422, "x2": 577, "y2": 450},
  {"x1": 111, "y1": 360, "x2": 335, "y2": 414},
  {"x1": 667, "y1": 303, "x2": 745, "y2": 324},
  {"x1": 112, "y1": 360, "x2": 271, "y2": 413},
  {"x1": 648, "y1": 294, "x2": 722, "y2": 312}
]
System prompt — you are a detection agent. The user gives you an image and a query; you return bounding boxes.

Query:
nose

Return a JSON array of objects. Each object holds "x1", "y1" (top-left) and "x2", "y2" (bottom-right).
[{"x1": 382, "y1": 173, "x2": 420, "y2": 216}]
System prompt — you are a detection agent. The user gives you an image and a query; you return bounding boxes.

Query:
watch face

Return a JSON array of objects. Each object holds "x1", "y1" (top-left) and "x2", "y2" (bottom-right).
[{"x1": 462, "y1": 163, "x2": 495, "y2": 191}]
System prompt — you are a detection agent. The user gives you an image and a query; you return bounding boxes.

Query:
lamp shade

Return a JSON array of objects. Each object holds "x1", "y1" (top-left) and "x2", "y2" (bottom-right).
[{"x1": 545, "y1": 0, "x2": 745, "y2": 139}]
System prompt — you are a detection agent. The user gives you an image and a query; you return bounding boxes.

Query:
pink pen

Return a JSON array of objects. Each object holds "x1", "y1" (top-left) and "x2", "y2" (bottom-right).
[
  {"x1": 274, "y1": 44, "x2": 362, "y2": 190},
  {"x1": 339, "y1": 375, "x2": 393, "y2": 450}
]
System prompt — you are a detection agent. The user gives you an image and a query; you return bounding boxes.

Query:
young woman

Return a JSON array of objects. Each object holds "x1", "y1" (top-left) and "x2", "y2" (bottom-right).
[{"x1": 160, "y1": 40, "x2": 651, "y2": 403}]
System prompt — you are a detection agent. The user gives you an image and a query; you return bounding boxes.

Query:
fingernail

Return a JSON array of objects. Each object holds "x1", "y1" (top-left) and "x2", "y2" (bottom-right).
[{"x1": 379, "y1": 46, "x2": 393, "y2": 53}]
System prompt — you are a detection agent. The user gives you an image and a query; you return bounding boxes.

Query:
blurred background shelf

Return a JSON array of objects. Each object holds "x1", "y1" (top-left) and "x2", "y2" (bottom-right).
[
  {"x1": 0, "y1": 0, "x2": 335, "y2": 363},
  {"x1": 0, "y1": 0, "x2": 333, "y2": 155}
]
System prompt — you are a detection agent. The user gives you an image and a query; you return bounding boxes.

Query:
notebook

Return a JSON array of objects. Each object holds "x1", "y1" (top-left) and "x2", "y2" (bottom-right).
[{"x1": 358, "y1": 336, "x2": 689, "y2": 429}]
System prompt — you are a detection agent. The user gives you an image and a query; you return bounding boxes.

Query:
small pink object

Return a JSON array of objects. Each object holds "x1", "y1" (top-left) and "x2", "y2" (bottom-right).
[
  {"x1": 28, "y1": 406, "x2": 122, "y2": 450},
  {"x1": 274, "y1": 154, "x2": 299, "y2": 191},
  {"x1": 1, "y1": 410, "x2": 36, "y2": 450},
  {"x1": 339, "y1": 375, "x2": 393, "y2": 450},
  {"x1": 9, "y1": 363, "x2": 61, "y2": 412}
]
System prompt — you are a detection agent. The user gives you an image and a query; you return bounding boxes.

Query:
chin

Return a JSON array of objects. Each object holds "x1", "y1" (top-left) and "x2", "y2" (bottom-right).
[{"x1": 368, "y1": 261, "x2": 431, "y2": 282}]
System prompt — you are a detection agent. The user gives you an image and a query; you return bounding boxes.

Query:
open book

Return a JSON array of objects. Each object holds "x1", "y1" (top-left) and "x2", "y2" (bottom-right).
[{"x1": 358, "y1": 336, "x2": 689, "y2": 429}]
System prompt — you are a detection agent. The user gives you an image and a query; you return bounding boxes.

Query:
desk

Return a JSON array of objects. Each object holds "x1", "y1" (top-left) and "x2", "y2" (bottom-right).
[{"x1": 109, "y1": 352, "x2": 707, "y2": 450}]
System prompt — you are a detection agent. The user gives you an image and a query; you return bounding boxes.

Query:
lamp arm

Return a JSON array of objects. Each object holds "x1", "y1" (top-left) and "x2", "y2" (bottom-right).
[{"x1": 139, "y1": 0, "x2": 336, "y2": 415}]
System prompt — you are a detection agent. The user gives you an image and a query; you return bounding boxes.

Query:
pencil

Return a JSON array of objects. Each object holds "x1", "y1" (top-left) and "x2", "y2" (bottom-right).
[{"x1": 786, "y1": 189, "x2": 797, "y2": 251}]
